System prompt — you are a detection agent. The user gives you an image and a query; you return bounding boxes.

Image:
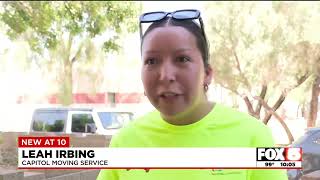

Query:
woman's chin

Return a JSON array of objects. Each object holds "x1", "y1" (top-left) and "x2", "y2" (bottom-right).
[{"x1": 160, "y1": 108, "x2": 188, "y2": 118}]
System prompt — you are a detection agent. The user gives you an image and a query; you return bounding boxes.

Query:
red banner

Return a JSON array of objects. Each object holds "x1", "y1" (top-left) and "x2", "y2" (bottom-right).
[{"x1": 18, "y1": 136, "x2": 70, "y2": 148}]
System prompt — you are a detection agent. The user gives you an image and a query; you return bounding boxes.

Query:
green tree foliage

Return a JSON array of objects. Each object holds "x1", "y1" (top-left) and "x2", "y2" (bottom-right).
[
  {"x1": 205, "y1": 2, "x2": 320, "y2": 141},
  {"x1": 0, "y1": 1, "x2": 141, "y2": 105}
]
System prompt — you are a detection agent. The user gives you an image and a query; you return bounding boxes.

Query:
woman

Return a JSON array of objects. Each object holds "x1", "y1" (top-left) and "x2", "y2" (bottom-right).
[{"x1": 97, "y1": 9, "x2": 287, "y2": 180}]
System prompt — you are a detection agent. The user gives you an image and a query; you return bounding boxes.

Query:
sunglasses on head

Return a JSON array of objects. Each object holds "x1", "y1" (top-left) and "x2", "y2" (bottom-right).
[{"x1": 139, "y1": 9, "x2": 207, "y2": 41}]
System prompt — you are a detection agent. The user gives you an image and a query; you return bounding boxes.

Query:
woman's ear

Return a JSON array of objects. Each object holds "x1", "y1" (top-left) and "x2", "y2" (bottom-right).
[{"x1": 204, "y1": 65, "x2": 213, "y2": 86}]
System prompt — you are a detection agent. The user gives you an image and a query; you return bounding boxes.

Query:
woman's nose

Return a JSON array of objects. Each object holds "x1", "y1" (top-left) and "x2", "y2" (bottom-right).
[{"x1": 159, "y1": 61, "x2": 176, "y2": 83}]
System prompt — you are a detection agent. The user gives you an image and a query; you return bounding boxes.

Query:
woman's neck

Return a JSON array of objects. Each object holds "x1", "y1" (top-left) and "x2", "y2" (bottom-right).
[{"x1": 161, "y1": 101, "x2": 215, "y2": 126}]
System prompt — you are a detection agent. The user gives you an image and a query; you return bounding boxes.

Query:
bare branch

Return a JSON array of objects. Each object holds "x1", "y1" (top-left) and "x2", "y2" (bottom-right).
[
  {"x1": 281, "y1": 73, "x2": 310, "y2": 96},
  {"x1": 296, "y1": 73, "x2": 310, "y2": 86},
  {"x1": 254, "y1": 85, "x2": 268, "y2": 118},
  {"x1": 263, "y1": 93, "x2": 286, "y2": 123},
  {"x1": 254, "y1": 96, "x2": 294, "y2": 144},
  {"x1": 233, "y1": 51, "x2": 251, "y2": 90},
  {"x1": 264, "y1": 72, "x2": 310, "y2": 122},
  {"x1": 243, "y1": 96, "x2": 255, "y2": 117}
]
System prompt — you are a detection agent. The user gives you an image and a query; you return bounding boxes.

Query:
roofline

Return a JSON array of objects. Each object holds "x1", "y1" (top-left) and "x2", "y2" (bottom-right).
[{"x1": 34, "y1": 107, "x2": 93, "y2": 111}]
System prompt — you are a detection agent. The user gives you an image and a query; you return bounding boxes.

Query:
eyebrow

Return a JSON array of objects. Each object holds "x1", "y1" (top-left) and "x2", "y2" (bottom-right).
[
  {"x1": 174, "y1": 48, "x2": 192, "y2": 53},
  {"x1": 144, "y1": 48, "x2": 193, "y2": 54}
]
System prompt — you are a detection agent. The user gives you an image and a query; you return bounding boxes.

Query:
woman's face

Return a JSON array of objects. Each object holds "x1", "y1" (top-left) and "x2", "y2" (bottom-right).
[{"x1": 141, "y1": 26, "x2": 212, "y2": 117}]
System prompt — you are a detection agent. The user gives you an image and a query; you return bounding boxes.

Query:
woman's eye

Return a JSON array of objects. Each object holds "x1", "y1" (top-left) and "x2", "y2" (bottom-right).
[
  {"x1": 144, "y1": 58, "x2": 157, "y2": 65},
  {"x1": 176, "y1": 56, "x2": 190, "y2": 63}
]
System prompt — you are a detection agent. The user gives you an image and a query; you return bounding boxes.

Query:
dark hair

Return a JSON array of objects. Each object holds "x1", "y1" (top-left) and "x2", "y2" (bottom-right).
[{"x1": 141, "y1": 17, "x2": 210, "y2": 68}]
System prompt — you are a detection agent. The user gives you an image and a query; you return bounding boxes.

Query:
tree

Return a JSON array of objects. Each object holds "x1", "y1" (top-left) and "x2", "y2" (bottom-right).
[
  {"x1": 309, "y1": 74, "x2": 320, "y2": 127},
  {"x1": 0, "y1": 1, "x2": 141, "y2": 105},
  {"x1": 285, "y1": 41, "x2": 320, "y2": 127},
  {"x1": 273, "y1": 2, "x2": 320, "y2": 127},
  {"x1": 204, "y1": 2, "x2": 320, "y2": 143}
]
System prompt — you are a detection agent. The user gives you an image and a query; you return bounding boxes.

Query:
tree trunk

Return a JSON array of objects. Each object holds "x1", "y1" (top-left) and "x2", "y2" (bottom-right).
[
  {"x1": 58, "y1": 59, "x2": 73, "y2": 105},
  {"x1": 308, "y1": 75, "x2": 320, "y2": 127},
  {"x1": 57, "y1": 34, "x2": 74, "y2": 106}
]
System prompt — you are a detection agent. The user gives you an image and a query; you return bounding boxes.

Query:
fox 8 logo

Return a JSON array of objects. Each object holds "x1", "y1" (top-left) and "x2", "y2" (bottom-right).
[{"x1": 256, "y1": 147, "x2": 302, "y2": 161}]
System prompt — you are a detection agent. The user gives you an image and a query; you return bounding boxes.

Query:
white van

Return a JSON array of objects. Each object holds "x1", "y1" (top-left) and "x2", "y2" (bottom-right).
[{"x1": 29, "y1": 107, "x2": 134, "y2": 135}]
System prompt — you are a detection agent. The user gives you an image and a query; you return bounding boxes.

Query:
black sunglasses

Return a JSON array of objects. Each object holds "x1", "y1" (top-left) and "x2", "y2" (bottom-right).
[{"x1": 139, "y1": 9, "x2": 207, "y2": 42}]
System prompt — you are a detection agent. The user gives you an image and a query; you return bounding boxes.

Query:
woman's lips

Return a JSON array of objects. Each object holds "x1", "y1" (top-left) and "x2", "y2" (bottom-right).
[
  {"x1": 160, "y1": 92, "x2": 178, "y2": 97},
  {"x1": 159, "y1": 92, "x2": 182, "y2": 102}
]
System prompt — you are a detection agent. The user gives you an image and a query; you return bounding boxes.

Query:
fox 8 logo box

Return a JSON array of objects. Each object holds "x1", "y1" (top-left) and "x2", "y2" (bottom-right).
[{"x1": 256, "y1": 147, "x2": 302, "y2": 161}]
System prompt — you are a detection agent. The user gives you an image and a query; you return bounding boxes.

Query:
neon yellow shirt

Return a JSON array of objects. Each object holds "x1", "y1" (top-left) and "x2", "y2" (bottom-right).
[{"x1": 97, "y1": 103, "x2": 287, "y2": 180}]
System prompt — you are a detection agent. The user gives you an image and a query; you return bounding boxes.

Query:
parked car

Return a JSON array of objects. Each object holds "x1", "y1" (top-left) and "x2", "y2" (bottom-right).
[
  {"x1": 29, "y1": 107, "x2": 134, "y2": 136},
  {"x1": 287, "y1": 127, "x2": 320, "y2": 180}
]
